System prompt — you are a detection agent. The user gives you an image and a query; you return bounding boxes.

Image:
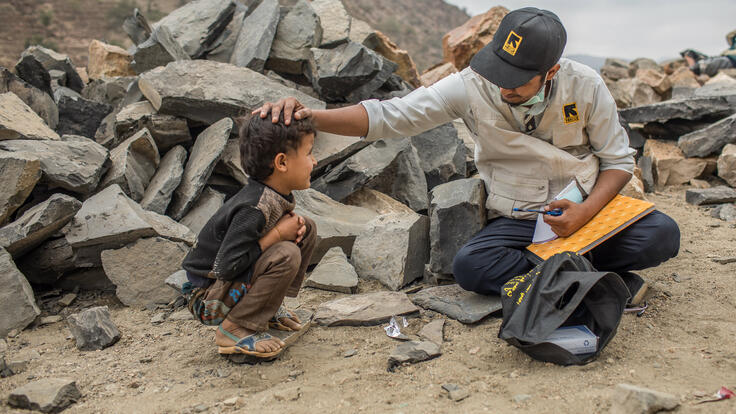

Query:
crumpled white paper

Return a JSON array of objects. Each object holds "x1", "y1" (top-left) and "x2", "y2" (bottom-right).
[{"x1": 384, "y1": 316, "x2": 409, "y2": 339}]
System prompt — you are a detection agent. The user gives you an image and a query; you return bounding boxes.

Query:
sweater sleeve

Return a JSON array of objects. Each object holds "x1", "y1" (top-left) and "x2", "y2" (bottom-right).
[{"x1": 211, "y1": 206, "x2": 266, "y2": 281}]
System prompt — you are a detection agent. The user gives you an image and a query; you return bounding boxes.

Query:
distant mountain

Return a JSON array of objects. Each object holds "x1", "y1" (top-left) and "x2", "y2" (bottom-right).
[{"x1": 564, "y1": 54, "x2": 608, "y2": 72}]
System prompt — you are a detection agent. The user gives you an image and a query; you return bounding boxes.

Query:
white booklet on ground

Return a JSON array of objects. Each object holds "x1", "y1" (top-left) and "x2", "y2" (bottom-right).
[{"x1": 531, "y1": 179, "x2": 584, "y2": 244}]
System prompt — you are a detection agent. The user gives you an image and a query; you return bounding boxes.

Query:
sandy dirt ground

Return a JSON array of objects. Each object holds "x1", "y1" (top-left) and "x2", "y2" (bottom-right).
[{"x1": 1, "y1": 186, "x2": 735, "y2": 413}]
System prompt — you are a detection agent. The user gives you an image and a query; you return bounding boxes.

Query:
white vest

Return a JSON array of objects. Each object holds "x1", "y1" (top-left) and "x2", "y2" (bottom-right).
[{"x1": 459, "y1": 59, "x2": 602, "y2": 220}]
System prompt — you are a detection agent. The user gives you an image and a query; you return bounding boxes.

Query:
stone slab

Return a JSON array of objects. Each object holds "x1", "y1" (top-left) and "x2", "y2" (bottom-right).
[
  {"x1": 0, "y1": 152, "x2": 41, "y2": 224},
  {"x1": 685, "y1": 186, "x2": 736, "y2": 205},
  {"x1": 0, "y1": 67, "x2": 58, "y2": 129},
  {"x1": 387, "y1": 340, "x2": 442, "y2": 372},
  {"x1": 140, "y1": 145, "x2": 187, "y2": 215},
  {"x1": 304, "y1": 247, "x2": 358, "y2": 294},
  {"x1": 8, "y1": 378, "x2": 81, "y2": 413},
  {"x1": 0, "y1": 248, "x2": 40, "y2": 337},
  {"x1": 0, "y1": 92, "x2": 60, "y2": 141},
  {"x1": 411, "y1": 284, "x2": 502, "y2": 324},
  {"x1": 314, "y1": 291, "x2": 419, "y2": 326}
]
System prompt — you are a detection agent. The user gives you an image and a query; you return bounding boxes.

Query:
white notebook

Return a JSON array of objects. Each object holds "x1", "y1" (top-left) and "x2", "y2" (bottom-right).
[{"x1": 531, "y1": 179, "x2": 584, "y2": 244}]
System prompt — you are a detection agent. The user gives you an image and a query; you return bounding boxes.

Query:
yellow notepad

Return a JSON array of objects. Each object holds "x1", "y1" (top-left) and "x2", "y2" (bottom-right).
[{"x1": 526, "y1": 194, "x2": 655, "y2": 261}]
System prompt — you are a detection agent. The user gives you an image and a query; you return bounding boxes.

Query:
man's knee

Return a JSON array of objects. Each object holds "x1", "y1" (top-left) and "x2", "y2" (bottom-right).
[
  {"x1": 647, "y1": 212, "x2": 680, "y2": 261},
  {"x1": 452, "y1": 244, "x2": 504, "y2": 293}
]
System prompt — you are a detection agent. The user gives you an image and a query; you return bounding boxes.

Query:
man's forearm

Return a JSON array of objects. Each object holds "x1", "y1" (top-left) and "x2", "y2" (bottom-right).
[
  {"x1": 312, "y1": 105, "x2": 369, "y2": 137},
  {"x1": 580, "y1": 169, "x2": 632, "y2": 219}
]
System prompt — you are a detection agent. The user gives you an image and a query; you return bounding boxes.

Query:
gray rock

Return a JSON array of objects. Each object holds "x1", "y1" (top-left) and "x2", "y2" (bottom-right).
[
  {"x1": 215, "y1": 139, "x2": 247, "y2": 184},
  {"x1": 64, "y1": 184, "x2": 194, "y2": 267},
  {"x1": 56, "y1": 268, "x2": 115, "y2": 292},
  {"x1": 411, "y1": 284, "x2": 502, "y2": 324},
  {"x1": 99, "y1": 128, "x2": 160, "y2": 202},
  {"x1": 0, "y1": 194, "x2": 81, "y2": 258},
  {"x1": 168, "y1": 118, "x2": 231, "y2": 220},
  {"x1": 230, "y1": 0, "x2": 280, "y2": 72},
  {"x1": 352, "y1": 212, "x2": 429, "y2": 291},
  {"x1": 718, "y1": 143, "x2": 736, "y2": 187},
  {"x1": 139, "y1": 60, "x2": 325, "y2": 125},
  {"x1": 179, "y1": 187, "x2": 226, "y2": 234},
  {"x1": 151, "y1": 312, "x2": 166, "y2": 324},
  {"x1": 156, "y1": 0, "x2": 236, "y2": 59},
  {"x1": 267, "y1": 0, "x2": 322, "y2": 75},
  {"x1": 16, "y1": 237, "x2": 75, "y2": 285},
  {"x1": 442, "y1": 383, "x2": 470, "y2": 402},
  {"x1": 312, "y1": 0, "x2": 351, "y2": 47},
  {"x1": 0, "y1": 67, "x2": 58, "y2": 129},
  {"x1": 423, "y1": 263, "x2": 455, "y2": 286},
  {"x1": 53, "y1": 86, "x2": 81, "y2": 103},
  {"x1": 419, "y1": 319, "x2": 445, "y2": 346},
  {"x1": 168, "y1": 309, "x2": 193, "y2": 321},
  {"x1": 678, "y1": 113, "x2": 736, "y2": 158},
  {"x1": 0, "y1": 152, "x2": 41, "y2": 224},
  {"x1": 305, "y1": 247, "x2": 358, "y2": 293},
  {"x1": 713, "y1": 256, "x2": 736, "y2": 265},
  {"x1": 637, "y1": 156, "x2": 656, "y2": 193},
  {"x1": 0, "y1": 137, "x2": 109, "y2": 195},
  {"x1": 165, "y1": 269, "x2": 187, "y2": 293},
  {"x1": 711, "y1": 204, "x2": 736, "y2": 221},
  {"x1": 18, "y1": 46, "x2": 84, "y2": 92},
  {"x1": 8, "y1": 378, "x2": 81, "y2": 413},
  {"x1": 56, "y1": 94, "x2": 113, "y2": 139},
  {"x1": 312, "y1": 138, "x2": 428, "y2": 212},
  {"x1": 0, "y1": 247, "x2": 40, "y2": 337},
  {"x1": 114, "y1": 101, "x2": 191, "y2": 152},
  {"x1": 66, "y1": 306, "x2": 120, "y2": 351},
  {"x1": 0, "y1": 92, "x2": 60, "y2": 141},
  {"x1": 387, "y1": 340, "x2": 441, "y2": 371},
  {"x1": 82, "y1": 76, "x2": 138, "y2": 108},
  {"x1": 343, "y1": 187, "x2": 415, "y2": 215},
  {"x1": 14, "y1": 54, "x2": 52, "y2": 96},
  {"x1": 206, "y1": 173, "x2": 242, "y2": 198},
  {"x1": 94, "y1": 111, "x2": 118, "y2": 149},
  {"x1": 101, "y1": 237, "x2": 190, "y2": 307},
  {"x1": 311, "y1": 131, "x2": 370, "y2": 177},
  {"x1": 293, "y1": 189, "x2": 378, "y2": 264},
  {"x1": 314, "y1": 291, "x2": 418, "y2": 326},
  {"x1": 428, "y1": 178, "x2": 486, "y2": 274},
  {"x1": 307, "y1": 42, "x2": 397, "y2": 103},
  {"x1": 131, "y1": 35, "x2": 180, "y2": 75},
  {"x1": 618, "y1": 96, "x2": 733, "y2": 124},
  {"x1": 38, "y1": 315, "x2": 63, "y2": 326},
  {"x1": 610, "y1": 383, "x2": 679, "y2": 414},
  {"x1": 265, "y1": 70, "x2": 320, "y2": 99},
  {"x1": 58, "y1": 293, "x2": 76, "y2": 307},
  {"x1": 140, "y1": 145, "x2": 187, "y2": 214},
  {"x1": 207, "y1": 3, "x2": 247, "y2": 63},
  {"x1": 48, "y1": 69, "x2": 67, "y2": 91},
  {"x1": 5, "y1": 349, "x2": 40, "y2": 376},
  {"x1": 694, "y1": 73, "x2": 736, "y2": 98},
  {"x1": 123, "y1": 8, "x2": 152, "y2": 46},
  {"x1": 411, "y1": 123, "x2": 466, "y2": 190},
  {"x1": 685, "y1": 186, "x2": 736, "y2": 205}
]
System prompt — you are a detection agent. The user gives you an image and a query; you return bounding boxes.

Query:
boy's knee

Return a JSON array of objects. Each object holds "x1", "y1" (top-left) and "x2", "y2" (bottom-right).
[{"x1": 271, "y1": 241, "x2": 302, "y2": 273}]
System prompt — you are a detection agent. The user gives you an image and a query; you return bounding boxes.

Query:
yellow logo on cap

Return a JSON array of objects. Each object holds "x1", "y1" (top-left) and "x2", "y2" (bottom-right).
[
  {"x1": 502, "y1": 31, "x2": 523, "y2": 56},
  {"x1": 563, "y1": 102, "x2": 579, "y2": 124}
]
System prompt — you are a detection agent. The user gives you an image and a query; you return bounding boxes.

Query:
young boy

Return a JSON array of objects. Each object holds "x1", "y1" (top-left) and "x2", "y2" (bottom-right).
[{"x1": 181, "y1": 113, "x2": 318, "y2": 359}]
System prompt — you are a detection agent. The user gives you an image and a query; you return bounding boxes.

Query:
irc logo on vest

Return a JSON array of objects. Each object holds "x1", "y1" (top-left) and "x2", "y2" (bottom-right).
[
  {"x1": 502, "y1": 31, "x2": 523, "y2": 56},
  {"x1": 563, "y1": 102, "x2": 579, "y2": 124}
]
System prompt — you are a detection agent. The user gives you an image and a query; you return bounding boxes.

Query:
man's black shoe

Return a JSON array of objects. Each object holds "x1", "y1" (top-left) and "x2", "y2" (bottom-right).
[{"x1": 620, "y1": 272, "x2": 648, "y2": 306}]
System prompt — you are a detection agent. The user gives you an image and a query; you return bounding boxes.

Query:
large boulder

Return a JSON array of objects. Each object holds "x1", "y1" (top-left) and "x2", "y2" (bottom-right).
[
  {"x1": 312, "y1": 0, "x2": 351, "y2": 47},
  {"x1": 99, "y1": 128, "x2": 160, "y2": 202},
  {"x1": 717, "y1": 144, "x2": 736, "y2": 187},
  {"x1": 155, "y1": 0, "x2": 236, "y2": 59},
  {"x1": 311, "y1": 131, "x2": 370, "y2": 177},
  {"x1": 140, "y1": 145, "x2": 187, "y2": 214},
  {"x1": 364, "y1": 31, "x2": 421, "y2": 88},
  {"x1": 215, "y1": 139, "x2": 248, "y2": 185},
  {"x1": 266, "y1": 0, "x2": 323, "y2": 75},
  {"x1": 17, "y1": 46, "x2": 84, "y2": 92},
  {"x1": 0, "y1": 92, "x2": 60, "y2": 141},
  {"x1": 0, "y1": 136, "x2": 109, "y2": 195},
  {"x1": 293, "y1": 188, "x2": 379, "y2": 264},
  {"x1": 307, "y1": 42, "x2": 398, "y2": 103},
  {"x1": 56, "y1": 93, "x2": 112, "y2": 138},
  {"x1": 410, "y1": 123, "x2": 466, "y2": 190},
  {"x1": 678, "y1": 113, "x2": 736, "y2": 158},
  {"x1": 311, "y1": 138, "x2": 429, "y2": 212},
  {"x1": 0, "y1": 194, "x2": 81, "y2": 258},
  {"x1": 229, "y1": 0, "x2": 280, "y2": 72},
  {"x1": 64, "y1": 184, "x2": 195, "y2": 268},
  {"x1": 139, "y1": 60, "x2": 325, "y2": 125},
  {"x1": 0, "y1": 67, "x2": 58, "y2": 129},
  {"x1": 618, "y1": 96, "x2": 734, "y2": 124},
  {"x1": 428, "y1": 178, "x2": 486, "y2": 275},
  {"x1": 352, "y1": 212, "x2": 429, "y2": 291},
  {"x1": 168, "y1": 118, "x2": 231, "y2": 220},
  {"x1": 13, "y1": 54, "x2": 52, "y2": 96},
  {"x1": 101, "y1": 237, "x2": 189, "y2": 307},
  {"x1": 442, "y1": 6, "x2": 509, "y2": 70},
  {"x1": 114, "y1": 101, "x2": 191, "y2": 152},
  {"x1": 643, "y1": 140, "x2": 708, "y2": 188},
  {"x1": 206, "y1": 3, "x2": 248, "y2": 63},
  {"x1": 87, "y1": 40, "x2": 136, "y2": 80},
  {"x1": 179, "y1": 187, "x2": 226, "y2": 235},
  {"x1": 0, "y1": 247, "x2": 40, "y2": 337},
  {"x1": 0, "y1": 152, "x2": 41, "y2": 225}
]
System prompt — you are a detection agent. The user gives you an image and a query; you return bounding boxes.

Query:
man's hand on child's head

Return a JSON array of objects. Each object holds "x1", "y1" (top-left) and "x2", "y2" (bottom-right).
[{"x1": 253, "y1": 97, "x2": 312, "y2": 126}]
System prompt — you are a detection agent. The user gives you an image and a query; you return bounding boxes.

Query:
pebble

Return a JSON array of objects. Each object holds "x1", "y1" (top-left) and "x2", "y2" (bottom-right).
[
  {"x1": 58, "y1": 293, "x2": 77, "y2": 307},
  {"x1": 193, "y1": 404, "x2": 208, "y2": 412},
  {"x1": 38, "y1": 315, "x2": 64, "y2": 326},
  {"x1": 273, "y1": 386, "x2": 300, "y2": 401},
  {"x1": 468, "y1": 346, "x2": 480, "y2": 355},
  {"x1": 288, "y1": 370, "x2": 304, "y2": 378},
  {"x1": 513, "y1": 394, "x2": 532, "y2": 404},
  {"x1": 151, "y1": 313, "x2": 166, "y2": 324},
  {"x1": 222, "y1": 397, "x2": 239, "y2": 406},
  {"x1": 671, "y1": 273, "x2": 681, "y2": 283},
  {"x1": 442, "y1": 384, "x2": 470, "y2": 402},
  {"x1": 712, "y1": 257, "x2": 736, "y2": 265},
  {"x1": 344, "y1": 349, "x2": 358, "y2": 358}
]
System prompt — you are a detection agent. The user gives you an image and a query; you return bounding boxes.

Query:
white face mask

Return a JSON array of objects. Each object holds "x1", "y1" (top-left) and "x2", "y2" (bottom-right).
[{"x1": 520, "y1": 83, "x2": 546, "y2": 106}]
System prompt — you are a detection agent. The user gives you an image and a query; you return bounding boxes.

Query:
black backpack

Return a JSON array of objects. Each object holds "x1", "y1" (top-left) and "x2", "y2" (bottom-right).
[{"x1": 498, "y1": 252, "x2": 629, "y2": 365}]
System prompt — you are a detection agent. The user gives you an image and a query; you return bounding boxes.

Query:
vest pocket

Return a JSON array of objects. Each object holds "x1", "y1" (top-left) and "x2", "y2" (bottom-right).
[
  {"x1": 552, "y1": 126, "x2": 586, "y2": 148},
  {"x1": 488, "y1": 169, "x2": 549, "y2": 217}
]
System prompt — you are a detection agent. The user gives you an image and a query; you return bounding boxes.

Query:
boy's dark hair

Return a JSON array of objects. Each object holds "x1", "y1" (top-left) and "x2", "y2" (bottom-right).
[{"x1": 238, "y1": 113, "x2": 315, "y2": 181}]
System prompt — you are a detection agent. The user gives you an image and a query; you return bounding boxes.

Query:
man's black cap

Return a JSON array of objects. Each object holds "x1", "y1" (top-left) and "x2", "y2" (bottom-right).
[{"x1": 470, "y1": 7, "x2": 567, "y2": 89}]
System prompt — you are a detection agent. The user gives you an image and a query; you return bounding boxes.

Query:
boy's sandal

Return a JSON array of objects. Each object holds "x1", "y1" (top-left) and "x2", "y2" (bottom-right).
[
  {"x1": 268, "y1": 305, "x2": 301, "y2": 332},
  {"x1": 216, "y1": 325, "x2": 284, "y2": 358}
]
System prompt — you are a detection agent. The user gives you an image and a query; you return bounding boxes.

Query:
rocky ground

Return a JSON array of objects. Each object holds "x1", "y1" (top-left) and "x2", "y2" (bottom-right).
[{"x1": 1, "y1": 188, "x2": 736, "y2": 413}]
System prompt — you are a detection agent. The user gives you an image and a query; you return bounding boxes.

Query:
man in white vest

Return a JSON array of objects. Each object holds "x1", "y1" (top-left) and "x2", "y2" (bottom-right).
[{"x1": 256, "y1": 7, "x2": 679, "y2": 305}]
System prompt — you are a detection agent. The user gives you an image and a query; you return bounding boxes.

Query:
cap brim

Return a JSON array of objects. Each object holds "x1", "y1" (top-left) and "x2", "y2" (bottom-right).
[{"x1": 470, "y1": 47, "x2": 540, "y2": 89}]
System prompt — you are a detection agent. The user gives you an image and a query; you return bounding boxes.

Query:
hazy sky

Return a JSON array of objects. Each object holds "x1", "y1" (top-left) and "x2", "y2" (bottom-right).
[{"x1": 443, "y1": 0, "x2": 736, "y2": 61}]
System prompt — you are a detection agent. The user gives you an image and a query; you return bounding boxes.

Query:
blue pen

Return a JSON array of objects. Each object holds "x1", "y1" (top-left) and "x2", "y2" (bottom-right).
[{"x1": 513, "y1": 208, "x2": 563, "y2": 216}]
